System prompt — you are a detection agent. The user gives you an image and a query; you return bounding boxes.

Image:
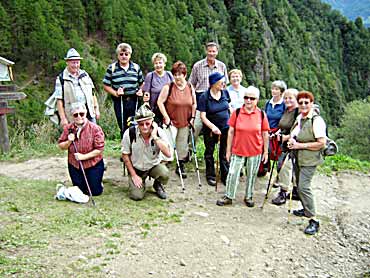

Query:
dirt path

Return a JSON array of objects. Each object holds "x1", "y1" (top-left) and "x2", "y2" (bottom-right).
[{"x1": 0, "y1": 157, "x2": 369, "y2": 278}]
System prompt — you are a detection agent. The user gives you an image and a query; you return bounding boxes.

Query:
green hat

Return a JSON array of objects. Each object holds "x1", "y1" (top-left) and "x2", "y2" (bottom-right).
[{"x1": 134, "y1": 104, "x2": 155, "y2": 122}]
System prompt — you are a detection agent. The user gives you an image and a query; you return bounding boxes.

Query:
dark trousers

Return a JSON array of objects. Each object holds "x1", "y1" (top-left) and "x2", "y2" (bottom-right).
[
  {"x1": 113, "y1": 96, "x2": 138, "y2": 138},
  {"x1": 203, "y1": 126, "x2": 229, "y2": 183},
  {"x1": 68, "y1": 159, "x2": 104, "y2": 196}
]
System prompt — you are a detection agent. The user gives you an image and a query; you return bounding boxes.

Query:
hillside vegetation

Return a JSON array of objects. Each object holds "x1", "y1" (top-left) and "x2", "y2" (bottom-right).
[{"x1": 0, "y1": 0, "x2": 369, "y2": 156}]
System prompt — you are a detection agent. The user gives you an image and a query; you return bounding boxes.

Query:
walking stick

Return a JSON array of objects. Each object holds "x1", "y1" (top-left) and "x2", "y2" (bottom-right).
[
  {"x1": 120, "y1": 95, "x2": 127, "y2": 176},
  {"x1": 189, "y1": 125, "x2": 202, "y2": 188},
  {"x1": 260, "y1": 143, "x2": 278, "y2": 209},
  {"x1": 68, "y1": 129, "x2": 96, "y2": 206},
  {"x1": 215, "y1": 134, "x2": 221, "y2": 192},
  {"x1": 167, "y1": 124, "x2": 185, "y2": 192}
]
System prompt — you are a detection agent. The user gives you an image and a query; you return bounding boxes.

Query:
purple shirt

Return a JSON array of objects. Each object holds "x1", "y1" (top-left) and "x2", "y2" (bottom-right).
[{"x1": 142, "y1": 71, "x2": 173, "y2": 109}]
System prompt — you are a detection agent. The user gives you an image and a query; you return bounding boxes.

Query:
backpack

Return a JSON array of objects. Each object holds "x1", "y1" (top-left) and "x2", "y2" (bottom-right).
[{"x1": 311, "y1": 115, "x2": 338, "y2": 157}]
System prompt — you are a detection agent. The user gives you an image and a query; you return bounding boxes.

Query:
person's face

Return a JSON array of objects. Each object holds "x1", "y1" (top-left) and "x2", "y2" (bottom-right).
[
  {"x1": 137, "y1": 119, "x2": 153, "y2": 134},
  {"x1": 118, "y1": 49, "x2": 131, "y2": 65},
  {"x1": 298, "y1": 98, "x2": 313, "y2": 115},
  {"x1": 206, "y1": 46, "x2": 218, "y2": 62},
  {"x1": 284, "y1": 94, "x2": 297, "y2": 108},
  {"x1": 212, "y1": 78, "x2": 225, "y2": 91},
  {"x1": 271, "y1": 86, "x2": 282, "y2": 98},
  {"x1": 173, "y1": 72, "x2": 186, "y2": 84},
  {"x1": 153, "y1": 58, "x2": 165, "y2": 73},
  {"x1": 66, "y1": 59, "x2": 80, "y2": 75},
  {"x1": 244, "y1": 95, "x2": 258, "y2": 109},
  {"x1": 72, "y1": 109, "x2": 87, "y2": 125},
  {"x1": 230, "y1": 73, "x2": 241, "y2": 86}
]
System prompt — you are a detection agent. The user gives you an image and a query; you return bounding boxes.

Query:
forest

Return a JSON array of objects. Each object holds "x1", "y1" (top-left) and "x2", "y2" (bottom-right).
[{"x1": 0, "y1": 0, "x2": 369, "y2": 158}]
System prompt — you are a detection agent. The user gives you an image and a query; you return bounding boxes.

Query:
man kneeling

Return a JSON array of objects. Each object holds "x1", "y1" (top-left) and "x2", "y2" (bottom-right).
[{"x1": 121, "y1": 104, "x2": 171, "y2": 200}]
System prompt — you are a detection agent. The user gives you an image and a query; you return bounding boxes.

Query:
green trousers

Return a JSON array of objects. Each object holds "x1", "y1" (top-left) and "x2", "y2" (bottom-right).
[
  {"x1": 296, "y1": 165, "x2": 317, "y2": 217},
  {"x1": 129, "y1": 163, "x2": 169, "y2": 201}
]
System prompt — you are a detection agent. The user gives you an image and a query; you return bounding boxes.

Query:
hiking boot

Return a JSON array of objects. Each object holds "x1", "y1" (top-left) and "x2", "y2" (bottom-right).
[
  {"x1": 272, "y1": 190, "x2": 287, "y2": 206},
  {"x1": 175, "y1": 161, "x2": 187, "y2": 179},
  {"x1": 153, "y1": 182, "x2": 167, "y2": 199},
  {"x1": 244, "y1": 197, "x2": 254, "y2": 207},
  {"x1": 207, "y1": 178, "x2": 216, "y2": 186},
  {"x1": 287, "y1": 186, "x2": 300, "y2": 201},
  {"x1": 216, "y1": 196, "x2": 232, "y2": 206},
  {"x1": 293, "y1": 208, "x2": 306, "y2": 217},
  {"x1": 304, "y1": 219, "x2": 320, "y2": 235}
]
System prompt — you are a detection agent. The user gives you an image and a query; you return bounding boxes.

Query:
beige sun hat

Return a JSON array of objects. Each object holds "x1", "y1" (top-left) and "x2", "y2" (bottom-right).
[
  {"x1": 134, "y1": 104, "x2": 155, "y2": 122},
  {"x1": 64, "y1": 48, "x2": 83, "y2": 60}
]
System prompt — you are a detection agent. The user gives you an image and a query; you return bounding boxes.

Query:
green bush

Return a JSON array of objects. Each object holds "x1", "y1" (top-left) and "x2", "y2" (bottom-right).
[{"x1": 335, "y1": 97, "x2": 370, "y2": 161}]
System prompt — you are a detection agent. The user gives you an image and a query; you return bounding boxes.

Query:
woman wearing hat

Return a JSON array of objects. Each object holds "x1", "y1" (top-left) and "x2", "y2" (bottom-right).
[
  {"x1": 55, "y1": 48, "x2": 100, "y2": 127},
  {"x1": 58, "y1": 103, "x2": 105, "y2": 196},
  {"x1": 216, "y1": 86, "x2": 269, "y2": 207},
  {"x1": 157, "y1": 61, "x2": 196, "y2": 178},
  {"x1": 197, "y1": 72, "x2": 231, "y2": 186}
]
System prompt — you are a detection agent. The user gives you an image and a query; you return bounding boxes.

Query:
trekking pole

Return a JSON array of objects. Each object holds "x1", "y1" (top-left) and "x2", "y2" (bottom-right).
[
  {"x1": 68, "y1": 129, "x2": 96, "y2": 206},
  {"x1": 287, "y1": 151, "x2": 298, "y2": 223},
  {"x1": 189, "y1": 125, "x2": 202, "y2": 188},
  {"x1": 167, "y1": 123, "x2": 185, "y2": 192},
  {"x1": 215, "y1": 134, "x2": 221, "y2": 192},
  {"x1": 120, "y1": 95, "x2": 127, "y2": 176}
]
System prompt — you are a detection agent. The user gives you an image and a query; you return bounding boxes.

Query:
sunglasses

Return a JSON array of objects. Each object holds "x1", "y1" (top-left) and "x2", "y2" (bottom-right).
[
  {"x1": 244, "y1": 96, "x2": 256, "y2": 101},
  {"x1": 73, "y1": 112, "x2": 86, "y2": 118},
  {"x1": 298, "y1": 101, "x2": 310, "y2": 105},
  {"x1": 138, "y1": 121, "x2": 152, "y2": 127},
  {"x1": 119, "y1": 52, "x2": 130, "y2": 57}
]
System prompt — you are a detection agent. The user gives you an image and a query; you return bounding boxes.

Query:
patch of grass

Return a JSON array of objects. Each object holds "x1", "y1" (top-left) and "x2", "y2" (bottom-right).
[
  {"x1": 0, "y1": 176, "x2": 182, "y2": 277},
  {"x1": 319, "y1": 154, "x2": 370, "y2": 175}
]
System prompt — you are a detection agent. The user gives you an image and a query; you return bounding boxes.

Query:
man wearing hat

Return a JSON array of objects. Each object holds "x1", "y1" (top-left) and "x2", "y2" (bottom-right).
[
  {"x1": 189, "y1": 42, "x2": 229, "y2": 140},
  {"x1": 121, "y1": 104, "x2": 171, "y2": 201},
  {"x1": 197, "y1": 72, "x2": 231, "y2": 186},
  {"x1": 55, "y1": 48, "x2": 100, "y2": 127}
]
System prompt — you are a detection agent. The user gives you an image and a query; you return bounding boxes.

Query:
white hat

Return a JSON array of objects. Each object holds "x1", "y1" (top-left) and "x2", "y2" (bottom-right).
[{"x1": 64, "y1": 48, "x2": 83, "y2": 60}]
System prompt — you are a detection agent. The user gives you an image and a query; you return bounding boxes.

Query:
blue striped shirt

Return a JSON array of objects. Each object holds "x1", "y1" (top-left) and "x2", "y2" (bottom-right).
[{"x1": 103, "y1": 61, "x2": 144, "y2": 96}]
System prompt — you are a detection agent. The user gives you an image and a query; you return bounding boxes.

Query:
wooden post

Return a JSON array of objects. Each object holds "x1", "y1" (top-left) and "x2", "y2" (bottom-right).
[{"x1": 0, "y1": 114, "x2": 10, "y2": 153}]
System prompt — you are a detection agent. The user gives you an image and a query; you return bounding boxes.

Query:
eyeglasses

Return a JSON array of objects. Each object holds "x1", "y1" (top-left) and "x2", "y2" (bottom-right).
[
  {"x1": 244, "y1": 96, "x2": 256, "y2": 101},
  {"x1": 298, "y1": 101, "x2": 310, "y2": 106},
  {"x1": 119, "y1": 52, "x2": 130, "y2": 57},
  {"x1": 73, "y1": 112, "x2": 86, "y2": 118}
]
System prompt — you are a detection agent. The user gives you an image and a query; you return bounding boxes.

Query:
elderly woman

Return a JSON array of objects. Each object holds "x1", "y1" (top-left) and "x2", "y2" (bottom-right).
[
  {"x1": 142, "y1": 53, "x2": 173, "y2": 123},
  {"x1": 271, "y1": 88, "x2": 300, "y2": 205},
  {"x1": 227, "y1": 69, "x2": 247, "y2": 111},
  {"x1": 58, "y1": 103, "x2": 105, "y2": 196},
  {"x1": 216, "y1": 86, "x2": 269, "y2": 207},
  {"x1": 157, "y1": 61, "x2": 196, "y2": 178},
  {"x1": 287, "y1": 91, "x2": 326, "y2": 235},
  {"x1": 198, "y1": 72, "x2": 231, "y2": 186}
]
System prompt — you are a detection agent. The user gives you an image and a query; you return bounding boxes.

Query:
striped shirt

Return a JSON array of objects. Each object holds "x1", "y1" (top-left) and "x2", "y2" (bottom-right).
[
  {"x1": 103, "y1": 61, "x2": 144, "y2": 96},
  {"x1": 189, "y1": 58, "x2": 229, "y2": 93}
]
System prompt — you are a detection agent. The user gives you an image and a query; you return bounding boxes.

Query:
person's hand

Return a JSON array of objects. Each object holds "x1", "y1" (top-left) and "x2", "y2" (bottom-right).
[
  {"x1": 67, "y1": 133, "x2": 75, "y2": 142},
  {"x1": 262, "y1": 152, "x2": 269, "y2": 163},
  {"x1": 189, "y1": 118, "x2": 194, "y2": 128},
  {"x1": 212, "y1": 126, "x2": 221, "y2": 135},
  {"x1": 74, "y1": 152, "x2": 87, "y2": 161},
  {"x1": 226, "y1": 150, "x2": 231, "y2": 162},
  {"x1": 60, "y1": 118, "x2": 68, "y2": 127},
  {"x1": 164, "y1": 116, "x2": 171, "y2": 127},
  {"x1": 132, "y1": 174, "x2": 143, "y2": 188},
  {"x1": 288, "y1": 138, "x2": 297, "y2": 149},
  {"x1": 136, "y1": 89, "x2": 143, "y2": 97},
  {"x1": 151, "y1": 121, "x2": 158, "y2": 138},
  {"x1": 117, "y1": 87, "x2": 124, "y2": 96},
  {"x1": 143, "y1": 92, "x2": 150, "y2": 103},
  {"x1": 95, "y1": 108, "x2": 100, "y2": 120}
]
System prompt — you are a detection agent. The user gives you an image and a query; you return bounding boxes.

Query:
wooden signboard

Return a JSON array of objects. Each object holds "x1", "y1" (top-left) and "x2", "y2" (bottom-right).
[{"x1": 0, "y1": 85, "x2": 27, "y2": 153}]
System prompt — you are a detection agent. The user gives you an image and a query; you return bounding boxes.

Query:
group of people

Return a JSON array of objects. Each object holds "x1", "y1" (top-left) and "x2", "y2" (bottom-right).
[{"x1": 55, "y1": 42, "x2": 327, "y2": 235}]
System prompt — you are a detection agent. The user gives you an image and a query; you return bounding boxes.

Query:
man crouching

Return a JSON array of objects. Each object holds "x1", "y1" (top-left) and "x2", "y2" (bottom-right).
[{"x1": 121, "y1": 104, "x2": 171, "y2": 200}]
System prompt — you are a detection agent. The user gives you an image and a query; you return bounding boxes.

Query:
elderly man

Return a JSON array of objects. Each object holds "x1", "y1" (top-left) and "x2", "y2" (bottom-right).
[
  {"x1": 189, "y1": 42, "x2": 229, "y2": 139},
  {"x1": 103, "y1": 43, "x2": 144, "y2": 138},
  {"x1": 58, "y1": 103, "x2": 105, "y2": 196},
  {"x1": 121, "y1": 104, "x2": 171, "y2": 201},
  {"x1": 55, "y1": 48, "x2": 100, "y2": 127}
]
